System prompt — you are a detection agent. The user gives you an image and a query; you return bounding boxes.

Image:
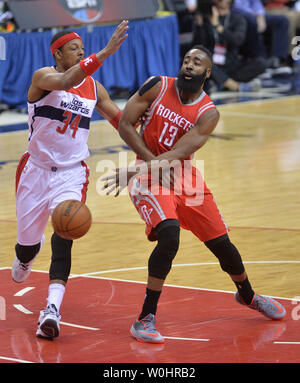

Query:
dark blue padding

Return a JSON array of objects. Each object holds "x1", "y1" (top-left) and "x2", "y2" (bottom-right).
[{"x1": 0, "y1": 15, "x2": 180, "y2": 119}]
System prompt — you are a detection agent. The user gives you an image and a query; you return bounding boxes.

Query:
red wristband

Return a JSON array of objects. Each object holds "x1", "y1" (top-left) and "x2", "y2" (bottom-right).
[
  {"x1": 109, "y1": 110, "x2": 122, "y2": 130},
  {"x1": 109, "y1": 110, "x2": 140, "y2": 131},
  {"x1": 79, "y1": 53, "x2": 102, "y2": 76}
]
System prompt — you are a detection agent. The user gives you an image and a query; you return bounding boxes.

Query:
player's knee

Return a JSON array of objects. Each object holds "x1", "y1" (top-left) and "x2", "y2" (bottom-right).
[
  {"x1": 157, "y1": 219, "x2": 180, "y2": 255},
  {"x1": 15, "y1": 242, "x2": 41, "y2": 264},
  {"x1": 49, "y1": 233, "x2": 73, "y2": 283},
  {"x1": 204, "y1": 234, "x2": 245, "y2": 275},
  {"x1": 148, "y1": 220, "x2": 180, "y2": 280}
]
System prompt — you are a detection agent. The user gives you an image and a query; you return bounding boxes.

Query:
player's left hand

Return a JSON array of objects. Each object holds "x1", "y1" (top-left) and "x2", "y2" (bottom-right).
[{"x1": 101, "y1": 167, "x2": 138, "y2": 197}]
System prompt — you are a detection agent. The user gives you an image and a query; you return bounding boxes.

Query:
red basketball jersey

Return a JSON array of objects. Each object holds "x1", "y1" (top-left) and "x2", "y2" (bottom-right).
[{"x1": 140, "y1": 76, "x2": 216, "y2": 157}]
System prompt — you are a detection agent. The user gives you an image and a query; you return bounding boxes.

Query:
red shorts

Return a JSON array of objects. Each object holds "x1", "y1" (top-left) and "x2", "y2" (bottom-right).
[{"x1": 128, "y1": 166, "x2": 228, "y2": 242}]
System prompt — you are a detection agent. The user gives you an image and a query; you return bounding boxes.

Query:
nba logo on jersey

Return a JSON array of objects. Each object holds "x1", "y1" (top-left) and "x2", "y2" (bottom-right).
[{"x1": 83, "y1": 57, "x2": 93, "y2": 66}]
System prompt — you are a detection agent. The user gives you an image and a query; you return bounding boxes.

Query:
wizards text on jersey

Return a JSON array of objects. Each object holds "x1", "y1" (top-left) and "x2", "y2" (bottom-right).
[{"x1": 60, "y1": 97, "x2": 90, "y2": 115}]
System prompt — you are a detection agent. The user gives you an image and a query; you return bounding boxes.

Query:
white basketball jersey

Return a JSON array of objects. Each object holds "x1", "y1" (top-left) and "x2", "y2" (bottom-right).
[{"x1": 27, "y1": 75, "x2": 97, "y2": 167}]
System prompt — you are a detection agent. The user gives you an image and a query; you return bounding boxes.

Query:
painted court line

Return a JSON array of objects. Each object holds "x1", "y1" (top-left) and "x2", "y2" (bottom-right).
[
  {"x1": 13, "y1": 304, "x2": 33, "y2": 314},
  {"x1": 68, "y1": 272, "x2": 297, "y2": 303},
  {"x1": 217, "y1": 94, "x2": 300, "y2": 108},
  {"x1": 1, "y1": 218, "x2": 300, "y2": 233},
  {"x1": 86, "y1": 222, "x2": 300, "y2": 233},
  {"x1": 72, "y1": 260, "x2": 300, "y2": 279},
  {"x1": 14, "y1": 287, "x2": 35, "y2": 296},
  {"x1": 274, "y1": 342, "x2": 300, "y2": 345},
  {"x1": 0, "y1": 356, "x2": 34, "y2": 363},
  {"x1": 7, "y1": 268, "x2": 297, "y2": 303},
  {"x1": 12, "y1": 303, "x2": 100, "y2": 330},
  {"x1": 164, "y1": 336, "x2": 210, "y2": 342},
  {"x1": 1, "y1": 268, "x2": 298, "y2": 305},
  {"x1": 60, "y1": 321, "x2": 100, "y2": 331},
  {"x1": 220, "y1": 111, "x2": 300, "y2": 122}
]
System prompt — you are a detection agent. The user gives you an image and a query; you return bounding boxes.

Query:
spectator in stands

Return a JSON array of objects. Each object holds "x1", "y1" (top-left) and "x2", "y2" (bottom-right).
[
  {"x1": 264, "y1": 0, "x2": 300, "y2": 55},
  {"x1": 232, "y1": 0, "x2": 292, "y2": 75},
  {"x1": 185, "y1": 0, "x2": 197, "y2": 12},
  {"x1": 192, "y1": 0, "x2": 266, "y2": 92},
  {"x1": 0, "y1": 1, "x2": 15, "y2": 32}
]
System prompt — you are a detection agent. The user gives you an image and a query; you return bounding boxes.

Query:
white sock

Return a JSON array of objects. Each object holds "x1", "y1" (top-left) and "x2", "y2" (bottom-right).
[{"x1": 47, "y1": 283, "x2": 65, "y2": 312}]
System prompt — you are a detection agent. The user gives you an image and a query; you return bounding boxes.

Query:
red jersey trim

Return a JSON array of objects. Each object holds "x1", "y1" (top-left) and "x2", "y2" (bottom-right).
[
  {"x1": 80, "y1": 161, "x2": 90, "y2": 202},
  {"x1": 67, "y1": 76, "x2": 97, "y2": 101},
  {"x1": 16, "y1": 152, "x2": 30, "y2": 193},
  {"x1": 196, "y1": 102, "x2": 216, "y2": 120}
]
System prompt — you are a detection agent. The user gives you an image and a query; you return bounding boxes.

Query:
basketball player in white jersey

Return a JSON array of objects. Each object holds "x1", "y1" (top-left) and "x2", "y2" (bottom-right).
[{"x1": 12, "y1": 21, "x2": 129, "y2": 339}]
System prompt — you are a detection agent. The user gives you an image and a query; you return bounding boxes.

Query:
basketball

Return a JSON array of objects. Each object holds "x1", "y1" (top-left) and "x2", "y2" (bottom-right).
[{"x1": 51, "y1": 200, "x2": 92, "y2": 240}]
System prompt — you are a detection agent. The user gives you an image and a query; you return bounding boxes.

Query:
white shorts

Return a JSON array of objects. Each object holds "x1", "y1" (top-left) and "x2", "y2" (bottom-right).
[{"x1": 16, "y1": 152, "x2": 90, "y2": 245}]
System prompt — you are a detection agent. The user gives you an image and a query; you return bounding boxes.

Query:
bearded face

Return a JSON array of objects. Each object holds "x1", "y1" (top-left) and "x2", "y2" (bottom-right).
[{"x1": 177, "y1": 69, "x2": 208, "y2": 93}]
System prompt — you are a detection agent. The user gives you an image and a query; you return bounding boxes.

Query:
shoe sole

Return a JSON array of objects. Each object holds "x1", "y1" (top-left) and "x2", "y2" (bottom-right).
[
  {"x1": 36, "y1": 330, "x2": 54, "y2": 340},
  {"x1": 12, "y1": 276, "x2": 26, "y2": 283},
  {"x1": 40, "y1": 319, "x2": 59, "y2": 338}
]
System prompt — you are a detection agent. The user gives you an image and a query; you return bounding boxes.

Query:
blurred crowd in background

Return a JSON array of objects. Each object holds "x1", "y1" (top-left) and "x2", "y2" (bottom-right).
[
  {"x1": 160, "y1": 0, "x2": 300, "y2": 93},
  {"x1": 1, "y1": 0, "x2": 300, "y2": 95}
]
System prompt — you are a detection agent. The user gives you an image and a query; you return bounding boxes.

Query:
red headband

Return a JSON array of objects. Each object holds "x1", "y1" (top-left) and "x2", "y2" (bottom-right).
[{"x1": 50, "y1": 32, "x2": 82, "y2": 55}]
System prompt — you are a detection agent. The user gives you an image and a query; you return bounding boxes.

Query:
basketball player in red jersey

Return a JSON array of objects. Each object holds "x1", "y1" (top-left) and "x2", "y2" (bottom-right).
[
  {"x1": 103, "y1": 45, "x2": 286, "y2": 343},
  {"x1": 12, "y1": 21, "x2": 130, "y2": 339}
]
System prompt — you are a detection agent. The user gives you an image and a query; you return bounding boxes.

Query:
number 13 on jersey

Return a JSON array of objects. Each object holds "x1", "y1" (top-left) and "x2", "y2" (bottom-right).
[{"x1": 158, "y1": 122, "x2": 178, "y2": 147}]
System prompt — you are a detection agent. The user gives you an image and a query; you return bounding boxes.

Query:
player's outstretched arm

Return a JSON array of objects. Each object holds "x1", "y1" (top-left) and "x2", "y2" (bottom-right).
[
  {"x1": 32, "y1": 20, "x2": 129, "y2": 92},
  {"x1": 94, "y1": 81, "x2": 150, "y2": 131}
]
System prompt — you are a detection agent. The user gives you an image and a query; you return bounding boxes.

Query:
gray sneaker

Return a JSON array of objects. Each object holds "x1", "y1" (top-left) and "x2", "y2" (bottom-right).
[
  {"x1": 130, "y1": 314, "x2": 164, "y2": 343},
  {"x1": 235, "y1": 293, "x2": 286, "y2": 320},
  {"x1": 36, "y1": 304, "x2": 61, "y2": 339}
]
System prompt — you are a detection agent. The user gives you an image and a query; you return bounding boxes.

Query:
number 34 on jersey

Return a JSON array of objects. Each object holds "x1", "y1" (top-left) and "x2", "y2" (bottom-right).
[{"x1": 57, "y1": 111, "x2": 81, "y2": 138}]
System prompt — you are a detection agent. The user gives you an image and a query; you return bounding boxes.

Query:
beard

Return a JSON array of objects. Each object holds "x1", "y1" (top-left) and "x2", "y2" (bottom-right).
[{"x1": 177, "y1": 69, "x2": 207, "y2": 93}]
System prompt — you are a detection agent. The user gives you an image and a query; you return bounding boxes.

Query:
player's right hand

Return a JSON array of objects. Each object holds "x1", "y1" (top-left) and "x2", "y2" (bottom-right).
[{"x1": 104, "y1": 20, "x2": 129, "y2": 55}]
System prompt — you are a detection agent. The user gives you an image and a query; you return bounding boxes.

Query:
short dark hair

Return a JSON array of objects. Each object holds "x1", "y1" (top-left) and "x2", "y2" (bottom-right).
[
  {"x1": 190, "y1": 44, "x2": 213, "y2": 68},
  {"x1": 51, "y1": 30, "x2": 76, "y2": 46}
]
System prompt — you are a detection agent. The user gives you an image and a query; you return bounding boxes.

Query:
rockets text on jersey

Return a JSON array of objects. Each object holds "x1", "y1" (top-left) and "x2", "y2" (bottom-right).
[{"x1": 140, "y1": 76, "x2": 216, "y2": 157}]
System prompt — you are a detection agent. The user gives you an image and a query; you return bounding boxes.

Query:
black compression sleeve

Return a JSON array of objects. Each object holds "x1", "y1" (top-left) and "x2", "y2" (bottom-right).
[{"x1": 138, "y1": 76, "x2": 161, "y2": 96}]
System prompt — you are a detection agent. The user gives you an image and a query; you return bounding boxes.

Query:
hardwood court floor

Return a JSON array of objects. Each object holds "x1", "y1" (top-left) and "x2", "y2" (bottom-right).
[{"x1": 0, "y1": 95, "x2": 300, "y2": 363}]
